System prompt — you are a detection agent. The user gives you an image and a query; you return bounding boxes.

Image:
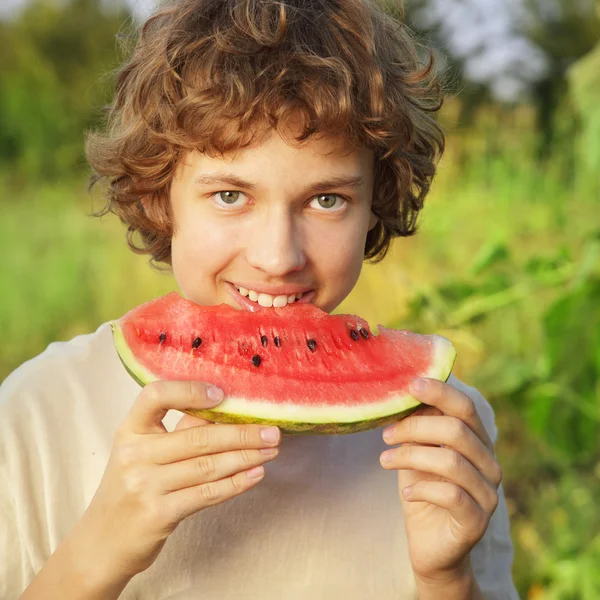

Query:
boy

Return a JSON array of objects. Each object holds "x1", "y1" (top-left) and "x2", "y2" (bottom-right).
[{"x1": 0, "y1": 0, "x2": 519, "y2": 598}]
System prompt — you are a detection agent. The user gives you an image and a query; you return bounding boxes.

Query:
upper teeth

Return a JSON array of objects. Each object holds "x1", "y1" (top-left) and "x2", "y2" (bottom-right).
[{"x1": 237, "y1": 287, "x2": 303, "y2": 307}]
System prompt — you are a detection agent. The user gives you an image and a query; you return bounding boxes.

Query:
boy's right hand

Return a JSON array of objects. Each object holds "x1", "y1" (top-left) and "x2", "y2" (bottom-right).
[{"x1": 80, "y1": 380, "x2": 280, "y2": 581}]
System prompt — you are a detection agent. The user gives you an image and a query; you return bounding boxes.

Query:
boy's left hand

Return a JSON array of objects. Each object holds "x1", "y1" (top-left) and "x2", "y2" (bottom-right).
[{"x1": 380, "y1": 377, "x2": 503, "y2": 585}]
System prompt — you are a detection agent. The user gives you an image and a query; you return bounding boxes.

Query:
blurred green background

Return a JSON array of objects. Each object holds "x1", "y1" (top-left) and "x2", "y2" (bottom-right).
[{"x1": 1, "y1": 0, "x2": 599, "y2": 597}]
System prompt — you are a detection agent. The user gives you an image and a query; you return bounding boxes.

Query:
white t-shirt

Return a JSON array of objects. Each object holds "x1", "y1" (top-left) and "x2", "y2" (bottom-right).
[{"x1": 0, "y1": 323, "x2": 519, "y2": 599}]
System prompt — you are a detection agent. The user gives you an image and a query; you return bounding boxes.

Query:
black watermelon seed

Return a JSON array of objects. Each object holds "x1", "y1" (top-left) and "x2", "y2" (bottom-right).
[
  {"x1": 261, "y1": 335, "x2": 268, "y2": 347},
  {"x1": 307, "y1": 339, "x2": 317, "y2": 352},
  {"x1": 252, "y1": 355, "x2": 262, "y2": 367},
  {"x1": 350, "y1": 329, "x2": 359, "y2": 341},
  {"x1": 274, "y1": 336, "x2": 281, "y2": 347},
  {"x1": 159, "y1": 332, "x2": 166, "y2": 344},
  {"x1": 359, "y1": 328, "x2": 369, "y2": 340},
  {"x1": 192, "y1": 337, "x2": 202, "y2": 349}
]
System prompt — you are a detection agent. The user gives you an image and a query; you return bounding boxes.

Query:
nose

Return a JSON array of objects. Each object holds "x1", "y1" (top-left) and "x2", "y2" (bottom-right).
[{"x1": 245, "y1": 208, "x2": 307, "y2": 276}]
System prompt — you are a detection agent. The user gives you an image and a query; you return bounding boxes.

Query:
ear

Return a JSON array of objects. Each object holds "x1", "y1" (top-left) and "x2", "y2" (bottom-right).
[{"x1": 368, "y1": 211, "x2": 378, "y2": 231}]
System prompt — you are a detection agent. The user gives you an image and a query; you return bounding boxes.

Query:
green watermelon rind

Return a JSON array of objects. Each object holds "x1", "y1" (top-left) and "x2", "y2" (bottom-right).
[{"x1": 110, "y1": 321, "x2": 457, "y2": 435}]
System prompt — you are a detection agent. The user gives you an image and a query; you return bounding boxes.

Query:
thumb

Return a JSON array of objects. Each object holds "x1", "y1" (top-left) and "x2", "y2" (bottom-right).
[{"x1": 174, "y1": 412, "x2": 215, "y2": 431}]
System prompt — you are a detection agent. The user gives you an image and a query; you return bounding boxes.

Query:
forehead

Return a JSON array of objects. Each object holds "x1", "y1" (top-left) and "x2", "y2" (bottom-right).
[{"x1": 178, "y1": 127, "x2": 374, "y2": 181}]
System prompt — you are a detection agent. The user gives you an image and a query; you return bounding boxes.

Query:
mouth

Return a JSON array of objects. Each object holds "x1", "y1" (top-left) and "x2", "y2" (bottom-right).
[{"x1": 225, "y1": 282, "x2": 315, "y2": 312}]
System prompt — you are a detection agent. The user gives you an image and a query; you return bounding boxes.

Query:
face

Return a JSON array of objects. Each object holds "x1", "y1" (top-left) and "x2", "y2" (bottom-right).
[{"x1": 169, "y1": 128, "x2": 376, "y2": 314}]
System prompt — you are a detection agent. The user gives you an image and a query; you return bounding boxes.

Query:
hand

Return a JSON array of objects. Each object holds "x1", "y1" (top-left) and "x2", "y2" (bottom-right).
[
  {"x1": 380, "y1": 378, "x2": 503, "y2": 584},
  {"x1": 80, "y1": 381, "x2": 281, "y2": 580}
]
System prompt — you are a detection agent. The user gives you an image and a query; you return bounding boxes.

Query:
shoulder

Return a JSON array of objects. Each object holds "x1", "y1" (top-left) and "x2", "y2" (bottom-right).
[
  {"x1": 1, "y1": 323, "x2": 114, "y2": 400},
  {"x1": 446, "y1": 374, "x2": 498, "y2": 444},
  {"x1": 0, "y1": 322, "x2": 137, "y2": 431}
]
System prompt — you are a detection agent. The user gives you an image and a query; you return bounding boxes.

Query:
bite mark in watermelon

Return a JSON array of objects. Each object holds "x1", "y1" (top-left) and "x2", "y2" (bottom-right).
[{"x1": 111, "y1": 293, "x2": 456, "y2": 435}]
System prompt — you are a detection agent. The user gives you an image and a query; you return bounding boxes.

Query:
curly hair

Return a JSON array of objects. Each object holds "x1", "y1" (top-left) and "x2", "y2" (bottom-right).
[{"x1": 85, "y1": 0, "x2": 445, "y2": 266}]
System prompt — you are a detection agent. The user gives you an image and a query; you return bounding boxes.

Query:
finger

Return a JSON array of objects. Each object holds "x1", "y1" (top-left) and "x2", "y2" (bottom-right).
[
  {"x1": 412, "y1": 405, "x2": 444, "y2": 418},
  {"x1": 160, "y1": 447, "x2": 279, "y2": 492},
  {"x1": 383, "y1": 416, "x2": 502, "y2": 488},
  {"x1": 174, "y1": 413, "x2": 214, "y2": 431},
  {"x1": 402, "y1": 481, "x2": 487, "y2": 536},
  {"x1": 148, "y1": 423, "x2": 281, "y2": 465},
  {"x1": 409, "y1": 379, "x2": 493, "y2": 450},
  {"x1": 167, "y1": 464, "x2": 267, "y2": 521},
  {"x1": 380, "y1": 445, "x2": 499, "y2": 513},
  {"x1": 123, "y1": 381, "x2": 223, "y2": 435}
]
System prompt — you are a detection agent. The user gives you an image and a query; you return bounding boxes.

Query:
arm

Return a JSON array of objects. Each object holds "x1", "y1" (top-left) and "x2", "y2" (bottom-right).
[
  {"x1": 18, "y1": 521, "x2": 131, "y2": 600},
  {"x1": 414, "y1": 561, "x2": 485, "y2": 600}
]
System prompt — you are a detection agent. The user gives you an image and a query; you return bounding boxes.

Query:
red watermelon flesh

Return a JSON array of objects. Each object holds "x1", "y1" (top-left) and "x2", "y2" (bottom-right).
[{"x1": 111, "y1": 292, "x2": 456, "y2": 435}]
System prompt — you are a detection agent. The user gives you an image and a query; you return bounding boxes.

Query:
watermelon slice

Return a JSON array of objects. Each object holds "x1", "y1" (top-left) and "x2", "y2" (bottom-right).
[{"x1": 111, "y1": 293, "x2": 456, "y2": 435}]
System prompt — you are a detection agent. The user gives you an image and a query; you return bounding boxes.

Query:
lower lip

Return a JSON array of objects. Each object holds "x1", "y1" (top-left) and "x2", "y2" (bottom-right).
[{"x1": 225, "y1": 282, "x2": 315, "y2": 311}]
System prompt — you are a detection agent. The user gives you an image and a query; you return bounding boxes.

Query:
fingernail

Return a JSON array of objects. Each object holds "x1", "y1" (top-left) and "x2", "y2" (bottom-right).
[
  {"x1": 260, "y1": 447, "x2": 278, "y2": 455},
  {"x1": 380, "y1": 450, "x2": 393, "y2": 465},
  {"x1": 260, "y1": 427, "x2": 280, "y2": 444},
  {"x1": 247, "y1": 466, "x2": 264, "y2": 479},
  {"x1": 382, "y1": 427, "x2": 394, "y2": 442},
  {"x1": 207, "y1": 386, "x2": 224, "y2": 404},
  {"x1": 403, "y1": 486, "x2": 412, "y2": 497},
  {"x1": 410, "y1": 378, "x2": 427, "y2": 394}
]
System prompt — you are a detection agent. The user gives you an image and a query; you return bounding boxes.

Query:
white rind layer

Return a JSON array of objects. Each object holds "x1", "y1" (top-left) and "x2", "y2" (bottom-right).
[{"x1": 111, "y1": 323, "x2": 456, "y2": 424}]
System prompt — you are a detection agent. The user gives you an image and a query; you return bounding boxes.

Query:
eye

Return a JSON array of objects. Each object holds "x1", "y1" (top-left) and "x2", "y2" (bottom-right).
[
  {"x1": 212, "y1": 191, "x2": 248, "y2": 207},
  {"x1": 309, "y1": 194, "x2": 346, "y2": 211}
]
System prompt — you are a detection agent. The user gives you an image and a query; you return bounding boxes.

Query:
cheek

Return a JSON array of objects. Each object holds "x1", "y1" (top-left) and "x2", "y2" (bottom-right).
[
  {"x1": 307, "y1": 219, "x2": 367, "y2": 310},
  {"x1": 171, "y1": 218, "x2": 237, "y2": 299}
]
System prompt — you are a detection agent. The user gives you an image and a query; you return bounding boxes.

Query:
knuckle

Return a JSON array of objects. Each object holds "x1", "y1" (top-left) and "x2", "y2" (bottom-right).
[
  {"x1": 405, "y1": 417, "x2": 419, "y2": 439},
  {"x1": 123, "y1": 468, "x2": 148, "y2": 496},
  {"x1": 477, "y1": 507, "x2": 491, "y2": 532},
  {"x1": 188, "y1": 426, "x2": 211, "y2": 452},
  {"x1": 492, "y1": 462, "x2": 503, "y2": 487},
  {"x1": 142, "y1": 499, "x2": 163, "y2": 524},
  {"x1": 196, "y1": 455, "x2": 217, "y2": 481},
  {"x1": 447, "y1": 449, "x2": 464, "y2": 474},
  {"x1": 230, "y1": 472, "x2": 247, "y2": 495},
  {"x1": 402, "y1": 445, "x2": 419, "y2": 467},
  {"x1": 114, "y1": 442, "x2": 139, "y2": 470},
  {"x1": 451, "y1": 418, "x2": 469, "y2": 443},
  {"x1": 239, "y1": 426, "x2": 252, "y2": 447},
  {"x1": 399, "y1": 445, "x2": 412, "y2": 464},
  {"x1": 453, "y1": 485, "x2": 467, "y2": 507},
  {"x1": 462, "y1": 397, "x2": 477, "y2": 420},
  {"x1": 486, "y1": 487, "x2": 500, "y2": 514},
  {"x1": 141, "y1": 381, "x2": 163, "y2": 405},
  {"x1": 238, "y1": 448, "x2": 254, "y2": 466},
  {"x1": 186, "y1": 380, "x2": 204, "y2": 405},
  {"x1": 200, "y1": 482, "x2": 221, "y2": 505}
]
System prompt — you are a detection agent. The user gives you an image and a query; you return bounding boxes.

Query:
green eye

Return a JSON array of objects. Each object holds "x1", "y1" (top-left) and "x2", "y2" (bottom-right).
[
  {"x1": 217, "y1": 191, "x2": 240, "y2": 204},
  {"x1": 316, "y1": 194, "x2": 340, "y2": 209}
]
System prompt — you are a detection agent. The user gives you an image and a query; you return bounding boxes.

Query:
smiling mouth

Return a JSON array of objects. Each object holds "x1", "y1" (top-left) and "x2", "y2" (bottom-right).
[{"x1": 225, "y1": 282, "x2": 315, "y2": 310}]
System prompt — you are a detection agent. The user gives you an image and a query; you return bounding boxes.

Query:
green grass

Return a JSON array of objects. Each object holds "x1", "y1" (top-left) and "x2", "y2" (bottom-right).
[{"x1": 0, "y1": 181, "x2": 175, "y2": 377}]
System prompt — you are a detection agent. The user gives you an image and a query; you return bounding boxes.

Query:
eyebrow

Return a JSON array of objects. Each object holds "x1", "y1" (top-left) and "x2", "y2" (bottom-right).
[{"x1": 194, "y1": 172, "x2": 365, "y2": 192}]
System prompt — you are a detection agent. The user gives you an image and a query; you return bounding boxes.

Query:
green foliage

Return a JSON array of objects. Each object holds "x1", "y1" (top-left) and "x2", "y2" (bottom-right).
[
  {"x1": 514, "y1": 472, "x2": 600, "y2": 600},
  {"x1": 569, "y1": 42, "x2": 600, "y2": 169},
  {"x1": 402, "y1": 233, "x2": 600, "y2": 465},
  {"x1": 0, "y1": 0, "x2": 132, "y2": 180},
  {"x1": 391, "y1": 187, "x2": 599, "y2": 598}
]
